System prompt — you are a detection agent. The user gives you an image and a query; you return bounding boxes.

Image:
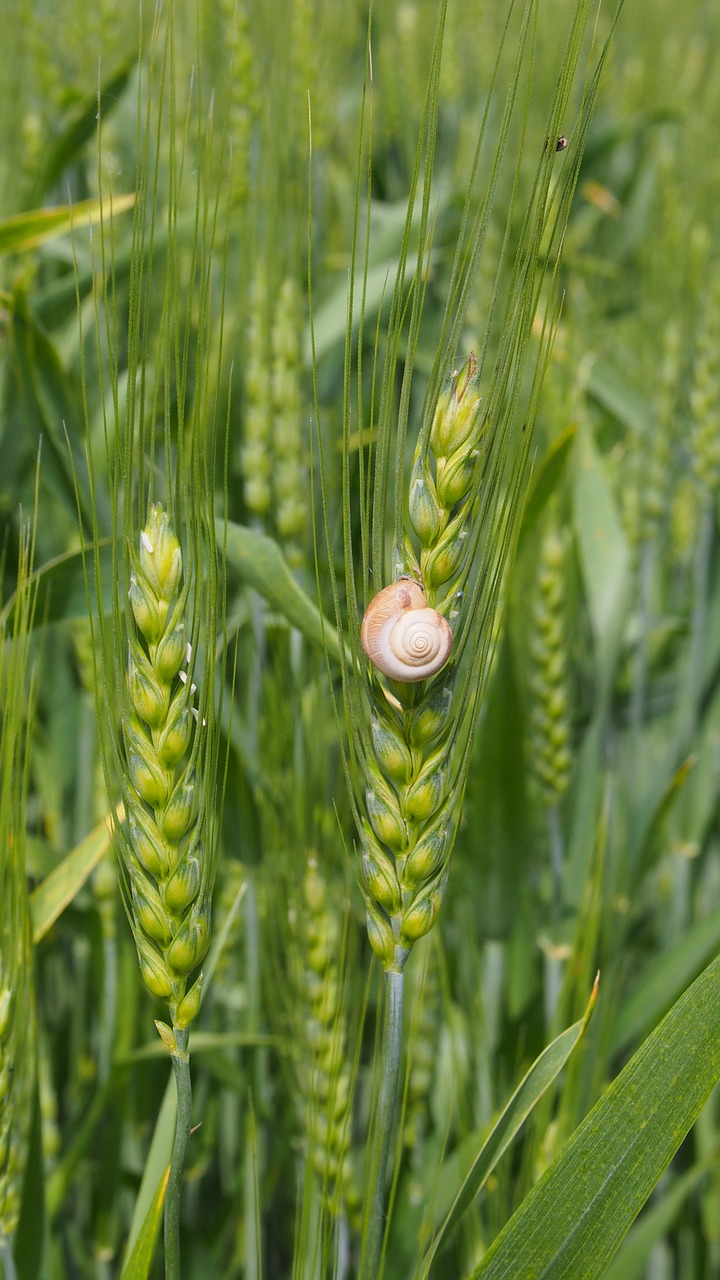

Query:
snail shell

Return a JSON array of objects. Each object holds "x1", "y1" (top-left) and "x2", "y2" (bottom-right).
[{"x1": 360, "y1": 580, "x2": 453, "y2": 683}]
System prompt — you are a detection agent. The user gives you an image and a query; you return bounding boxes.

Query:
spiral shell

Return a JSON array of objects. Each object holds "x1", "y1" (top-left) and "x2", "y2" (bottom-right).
[{"x1": 360, "y1": 580, "x2": 452, "y2": 682}]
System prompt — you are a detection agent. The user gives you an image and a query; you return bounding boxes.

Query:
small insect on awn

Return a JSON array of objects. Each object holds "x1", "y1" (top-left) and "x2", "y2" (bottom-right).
[{"x1": 544, "y1": 134, "x2": 568, "y2": 153}]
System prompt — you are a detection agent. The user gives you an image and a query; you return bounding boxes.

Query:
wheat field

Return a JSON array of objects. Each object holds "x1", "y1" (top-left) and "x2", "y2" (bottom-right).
[{"x1": 2, "y1": 1, "x2": 720, "y2": 1278}]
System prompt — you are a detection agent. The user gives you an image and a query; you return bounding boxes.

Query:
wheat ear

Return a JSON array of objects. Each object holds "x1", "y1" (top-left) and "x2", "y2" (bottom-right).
[
  {"x1": 116, "y1": 501, "x2": 220, "y2": 1280},
  {"x1": 360, "y1": 356, "x2": 484, "y2": 972},
  {"x1": 121, "y1": 502, "x2": 211, "y2": 1036}
]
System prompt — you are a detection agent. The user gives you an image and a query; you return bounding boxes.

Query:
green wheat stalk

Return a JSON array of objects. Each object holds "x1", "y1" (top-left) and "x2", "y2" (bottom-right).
[{"x1": 0, "y1": 486, "x2": 39, "y2": 1280}]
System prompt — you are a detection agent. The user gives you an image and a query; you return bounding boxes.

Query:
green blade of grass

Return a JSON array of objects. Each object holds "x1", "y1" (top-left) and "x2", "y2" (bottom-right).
[
  {"x1": 34, "y1": 57, "x2": 136, "y2": 199},
  {"x1": 0, "y1": 540, "x2": 116, "y2": 632},
  {"x1": 0, "y1": 194, "x2": 135, "y2": 255},
  {"x1": 573, "y1": 420, "x2": 630, "y2": 693},
  {"x1": 421, "y1": 979, "x2": 598, "y2": 1275},
  {"x1": 517, "y1": 423, "x2": 578, "y2": 556},
  {"x1": 585, "y1": 357, "x2": 654, "y2": 435},
  {"x1": 308, "y1": 254, "x2": 426, "y2": 362},
  {"x1": 12, "y1": 1075, "x2": 45, "y2": 1280},
  {"x1": 5, "y1": 522, "x2": 339, "y2": 664},
  {"x1": 470, "y1": 950, "x2": 720, "y2": 1280},
  {"x1": 628, "y1": 754, "x2": 696, "y2": 884},
  {"x1": 117, "y1": 1030, "x2": 290, "y2": 1066},
  {"x1": 191, "y1": 875, "x2": 248, "y2": 1015},
  {"x1": 223, "y1": 519, "x2": 345, "y2": 662},
  {"x1": 30, "y1": 805, "x2": 121, "y2": 943},
  {"x1": 245, "y1": 1098, "x2": 263, "y2": 1280},
  {"x1": 120, "y1": 1166, "x2": 169, "y2": 1280},
  {"x1": 9, "y1": 287, "x2": 101, "y2": 533},
  {"x1": 125, "y1": 1076, "x2": 177, "y2": 1262},
  {"x1": 602, "y1": 1158, "x2": 714, "y2": 1280},
  {"x1": 611, "y1": 904, "x2": 720, "y2": 1055}
]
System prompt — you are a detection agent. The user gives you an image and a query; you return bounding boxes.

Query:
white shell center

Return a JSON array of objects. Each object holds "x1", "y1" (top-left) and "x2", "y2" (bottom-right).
[{"x1": 391, "y1": 611, "x2": 444, "y2": 667}]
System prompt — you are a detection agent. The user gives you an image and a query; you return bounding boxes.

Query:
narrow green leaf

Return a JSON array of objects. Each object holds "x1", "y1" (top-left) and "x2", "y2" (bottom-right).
[
  {"x1": 45, "y1": 1075, "x2": 117, "y2": 1222},
  {"x1": 34, "y1": 220, "x2": 170, "y2": 327},
  {"x1": 422, "y1": 981, "x2": 598, "y2": 1275},
  {"x1": 124, "y1": 1076, "x2": 176, "y2": 1261},
  {"x1": 199, "y1": 876, "x2": 247, "y2": 1005},
  {"x1": 9, "y1": 287, "x2": 101, "y2": 532},
  {"x1": 35, "y1": 58, "x2": 135, "y2": 198},
  {"x1": 585, "y1": 358, "x2": 653, "y2": 435},
  {"x1": 18, "y1": 524, "x2": 342, "y2": 658},
  {"x1": 573, "y1": 422, "x2": 630, "y2": 691},
  {"x1": 602, "y1": 1159, "x2": 712, "y2": 1280},
  {"x1": 222, "y1": 520, "x2": 344, "y2": 662},
  {"x1": 562, "y1": 714, "x2": 604, "y2": 908},
  {"x1": 30, "y1": 806, "x2": 120, "y2": 943},
  {"x1": 628, "y1": 753, "x2": 696, "y2": 883},
  {"x1": 612, "y1": 904, "x2": 720, "y2": 1054},
  {"x1": 309, "y1": 255, "x2": 423, "y2": 362},
  {"x1": 13, "y1": 1074, "x2": 45, "y2": 1280},
  {"x1": 467, "y1": 640, "x2": 532, "y2": 939},
  {"x1": 120, "y1": 1166, "x2": 169, "y2": 1280},
  {"x1": 517, "y1": 424, "x2": 577, "y2": 555},
  {"x1": 0, "y1": 540, "x2": 116, "y2": 632},
  {"x1": 573, "y1": 422, "x2": 630, "y2": 645},
  {"x1": 0, "y1": 194, "x2": 134, "y2": 255},
  {"x1": 245, "y1": 1098, "x2": 263, "y2": 1280},
  {"x1": 116, "y1": 1030, "x2": 290, "y2": 1066},
  {"x1": 471, "y1": 951, "x2": 720, "y2": 1280}
]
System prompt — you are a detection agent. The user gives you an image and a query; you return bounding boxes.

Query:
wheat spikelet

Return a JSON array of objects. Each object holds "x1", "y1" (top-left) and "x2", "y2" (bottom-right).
[{"x1": 119, "y1": 502, "x2": 211, "y2": 1033}]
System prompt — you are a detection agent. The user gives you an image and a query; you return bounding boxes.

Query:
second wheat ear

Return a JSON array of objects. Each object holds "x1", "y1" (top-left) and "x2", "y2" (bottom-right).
[
  {"x1": 122, "y1": 502, "x2": 211, "y2": 1036},
  {"x1": 355, "y1": 355, "x2": 485, "y2": 977}
]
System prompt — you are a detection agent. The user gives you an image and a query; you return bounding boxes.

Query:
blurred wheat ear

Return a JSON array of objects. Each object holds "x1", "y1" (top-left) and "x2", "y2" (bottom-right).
[
  {"x1": 297, "y1": 856, "x2": 361, "y2": 1226},
  {"x1": 310, "y1": 0, "x2": 622, "y2": 1275}
]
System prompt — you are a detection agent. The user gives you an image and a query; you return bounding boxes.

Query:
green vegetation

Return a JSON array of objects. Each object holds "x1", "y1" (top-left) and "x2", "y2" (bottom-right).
[{"x1": 2, "y1": 1, "x2": 720, "y2": 1277}]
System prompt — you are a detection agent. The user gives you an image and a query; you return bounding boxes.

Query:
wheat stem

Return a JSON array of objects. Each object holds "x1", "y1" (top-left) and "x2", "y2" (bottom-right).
[
  {"x1": 688, "y1": 497, "x2": 713, "y2": 736},
  {"x1": 548, "y1": 802, "x2": 564, "y2": 922},
  {"x1": 359, "y1": 969, "x2": 404, "y2": 1280},
  {"x1": 164, "y1": 1027, "x2": 192, "y2": 1280},
  {"x1": 629, "y1": 538, "x2": 654, "y2": 792},
  {"x1": 0, "y1": 1240, "x2": 17, "y2": 1280},
  {"x1": 98, "y1": 926, "x2": 117, "y2": 1086}
]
